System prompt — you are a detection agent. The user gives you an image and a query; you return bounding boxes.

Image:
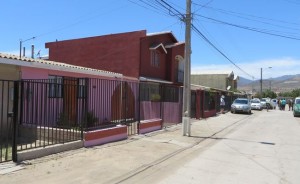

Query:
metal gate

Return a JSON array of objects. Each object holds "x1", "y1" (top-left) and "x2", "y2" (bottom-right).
[
  {"x1": 0, "y1": 80, "x2": 17, "y2": 163},
  {"x1": 115, "y1": 81, "x2": 138, "y2": 136},
  {"x1": 191, "y1": 91, "x2": 196, "y2": 118}
]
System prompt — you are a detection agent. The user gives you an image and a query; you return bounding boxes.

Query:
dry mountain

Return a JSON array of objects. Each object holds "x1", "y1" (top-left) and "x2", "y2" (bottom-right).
[{"x1": 238, "y1": 74, "x2": 300, "y2": 93}]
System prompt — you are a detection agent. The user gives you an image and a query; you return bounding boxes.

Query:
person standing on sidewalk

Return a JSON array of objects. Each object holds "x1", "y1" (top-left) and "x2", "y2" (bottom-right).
[
  {"x1": 220, "y1": 95, "x2": 225, "y2": 114},
  {"x1": 281, "y1": 98, "x2": 286, "y2": 111}
]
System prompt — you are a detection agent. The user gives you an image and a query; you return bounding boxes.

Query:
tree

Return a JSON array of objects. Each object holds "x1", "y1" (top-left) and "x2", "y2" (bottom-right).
[
  {"x1": 279, "y1": 88, "x2": 300, "y2": 98},
  {"x1": 262, "y1": 89, "x2": 277, "y2": 99}
]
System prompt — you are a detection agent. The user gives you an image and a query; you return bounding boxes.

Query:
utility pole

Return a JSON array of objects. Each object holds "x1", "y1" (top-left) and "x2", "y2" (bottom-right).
[
  {"x1": 182, "y1": 0, "x2": 192, "y2": 136},
  {"x1": 260, "y1": 68, "x2": 262, "y2": 98}
]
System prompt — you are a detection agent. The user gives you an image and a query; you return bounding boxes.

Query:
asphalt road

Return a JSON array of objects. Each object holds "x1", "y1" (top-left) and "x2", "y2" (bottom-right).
[
  {"x1": 1, "y1": 108, "x2": 299, "y2": 184},
  {"x1": 123, "y1": 109, "x2": 300, "y2": 184}
]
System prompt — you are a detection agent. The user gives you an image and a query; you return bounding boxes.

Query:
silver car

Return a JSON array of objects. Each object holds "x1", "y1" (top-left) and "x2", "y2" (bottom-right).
[
  {"x1": 251, "y1": 98, "x2": 262, "y2": 110},
  {"x1": 231, "y1": 98, "x2": 252, "y2": 114}
]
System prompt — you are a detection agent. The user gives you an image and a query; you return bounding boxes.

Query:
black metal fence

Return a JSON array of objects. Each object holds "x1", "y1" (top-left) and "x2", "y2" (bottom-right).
[
  {"x1": 0, "y1": 80, "x2": 15, "y2": 162},
  {"x1": 86, "y1": 78, "x2": 139, "y2": 135},
  {"x1": 0, "y1": 78, "x2": 183, "y2": 163},
  {"x1": 139, "y1": 82, "x2": 183, "y2": 127},
  {"x1": 18, "y1": 79, "x2": 84, "y2": 152}
]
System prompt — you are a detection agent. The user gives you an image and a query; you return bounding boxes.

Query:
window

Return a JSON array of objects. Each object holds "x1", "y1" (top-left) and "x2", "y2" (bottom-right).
[
  {"x1": 78, "y1": 78, "x2": 87, "y2": 98},
  {"x1": 163, "y1": 86, "x2": 179, "y2": 102},
  {"x1": 178, "y1": 59, "x2": 184, "y2": 83},
  {"x1": 151, "y1": 50, "x2": 160, "y2": 67},
  {"x1": 48, "y1": 75, "x2": 63, "y2": 98},
  {"x1": 140, "y1": 83, "x2": 160, "y2": 101}
]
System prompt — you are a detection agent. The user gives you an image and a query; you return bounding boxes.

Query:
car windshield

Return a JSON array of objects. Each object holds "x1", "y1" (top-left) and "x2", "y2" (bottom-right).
[
  {"x1": 251, "y1": 100, "x2": 260, "y2": 103},
  {"x1": 234, "y1": 99, "x2": 248, "y2": 104},
  {"x1": 296, "y1": 99, "x2": 300, "y2": 104},
  {"x1": 261, "y1": 99, "x2": 266, "y2": 102}
]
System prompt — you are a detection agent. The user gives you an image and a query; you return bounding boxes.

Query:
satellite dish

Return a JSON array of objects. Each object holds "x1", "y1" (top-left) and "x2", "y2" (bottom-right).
[{"x1": 227, "y1": 86, "x2": 231, "y2": 90}]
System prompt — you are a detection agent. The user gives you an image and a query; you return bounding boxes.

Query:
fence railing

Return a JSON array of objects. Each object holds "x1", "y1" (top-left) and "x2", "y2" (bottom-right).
[
  {"x1": 18, "y1": 79, "x2": 84, "y2": 151},
  {"x1": 0, "y1": 80, "x2": 15, "y2": 162},
  {"x1": 0, "y1": 78, "x2": 183, "y2": 162}
]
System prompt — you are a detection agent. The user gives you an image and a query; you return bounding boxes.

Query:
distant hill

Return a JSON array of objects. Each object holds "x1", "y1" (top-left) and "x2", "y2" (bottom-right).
[
  {"x1": 238, "y1": 77, "x2": 253, "y2": 86},
  {"x1": 238, "y1": 74, "x2": 300, "y2": 93}
]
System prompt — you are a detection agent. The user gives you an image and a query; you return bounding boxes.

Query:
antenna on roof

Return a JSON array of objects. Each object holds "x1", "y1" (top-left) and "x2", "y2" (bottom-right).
[{"x1": 31, "y1": 45, "x2": 34, "y2": 59}]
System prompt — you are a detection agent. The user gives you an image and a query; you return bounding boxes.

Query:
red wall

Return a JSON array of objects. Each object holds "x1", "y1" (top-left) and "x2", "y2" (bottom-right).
[
  {"x1": 169, "y1": 44, "x2": 185, "y2": 84},
  {"x1": 46, "y1": 30, "x2": 146, "y2": 78},
  {"x1": 46, "y1": 30, "x2": 185, "y2": 83},
  {"x1": 140, "y1": 34, "x2": 184, "y2": 83}
]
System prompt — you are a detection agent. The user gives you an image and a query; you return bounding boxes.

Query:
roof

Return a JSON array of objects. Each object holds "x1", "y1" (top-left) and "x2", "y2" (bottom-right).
[
  {"x1": 46, "y1": 30, "x2": 147, "y2": 45},
  {"x1": 165, "y1": 42, "x2": 185, "y2": 48},
  {"x1": 191, "y1": 70, "x2": 233, "y2": 75},
  {"x1": 146, "y1": 31, "x2": 179, "y2": 42},
  {"x1": 191, "y1": 70, "x2": 238, "y2": 79},
  {"x1": 0, "y1": 53, "x2": 122, "y2": 78}
]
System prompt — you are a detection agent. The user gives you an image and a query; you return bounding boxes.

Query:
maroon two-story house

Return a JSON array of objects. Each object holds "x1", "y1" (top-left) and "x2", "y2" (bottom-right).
[{"x1": 45, "y1": 30, "x2": 185, "y2": 85}]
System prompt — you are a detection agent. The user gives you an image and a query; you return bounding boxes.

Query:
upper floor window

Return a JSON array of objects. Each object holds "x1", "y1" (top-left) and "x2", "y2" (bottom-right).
[
  {"x1": 176, "y1": 55, "x2": 184, "y2": 83},
  {"x1": 151, "y1": 50, "x2": 160, "y2": 68},
  {"x1": 49, "y1": 75, "x2": 63, "y2": 98}
]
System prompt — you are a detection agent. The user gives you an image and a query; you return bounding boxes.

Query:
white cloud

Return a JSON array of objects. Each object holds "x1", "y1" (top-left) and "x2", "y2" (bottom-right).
[{"x1": 192, "y1": 57, "x2": 300, "y2": 80}]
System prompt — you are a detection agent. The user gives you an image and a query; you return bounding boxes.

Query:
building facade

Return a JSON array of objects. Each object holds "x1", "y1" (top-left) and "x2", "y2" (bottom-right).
[
  {"x1": 191, "y1": 71, "x2": 239, "y2": 91},
  {"x1": 45, "y1": 30, "x2": 185, "y2": 85}
]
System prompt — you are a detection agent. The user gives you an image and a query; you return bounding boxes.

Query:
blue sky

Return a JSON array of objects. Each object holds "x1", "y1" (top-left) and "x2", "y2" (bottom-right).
[{"x1": 1, "y1": 0, "x2": 300, "y2": 80}]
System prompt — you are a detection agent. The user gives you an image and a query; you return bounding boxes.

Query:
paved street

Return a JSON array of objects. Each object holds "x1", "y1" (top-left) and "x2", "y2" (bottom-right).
[{"x1": 1, "y1": 109, "x2": 300, "y2": 184}]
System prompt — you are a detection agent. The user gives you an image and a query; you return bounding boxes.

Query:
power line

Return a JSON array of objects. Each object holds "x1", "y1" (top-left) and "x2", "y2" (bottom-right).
[
  {"x1": 129, "y1": 0, "x2": 171, "y2": 17},
  {"x1": 193, "y1": 0, "x2": 214, "y2": 13},
  {"x1": 192, "y1": 2, "x2": 300, "y2": 27},
  {"x1": 191, "y1": 25, "x2": 255, "y2": 79},
  {"x1": 195, "y1": 14, "x2": 300, "y2": 41},
  {"x1": 147, "y1": 0, "x2": 256, "y2": 79}
]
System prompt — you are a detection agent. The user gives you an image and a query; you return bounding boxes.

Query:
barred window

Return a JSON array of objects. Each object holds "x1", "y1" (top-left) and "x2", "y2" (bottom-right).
[
  {"x1": 140, "y1": 83, "x2": 160, "y2": 101},
  {"x1": 78, "y1": 78, "x2": 87, "y2": 98},
  {"x1": 163, "y1": 86, "x2": 179, "y2": 102},
  {"x1": 48, "y1": 75, "x2": 63, "y2": 98}
]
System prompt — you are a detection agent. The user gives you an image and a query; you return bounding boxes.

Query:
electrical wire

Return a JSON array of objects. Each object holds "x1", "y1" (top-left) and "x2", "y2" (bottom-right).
[
  {"x1": 195, "y1": 14, "x2": 300, "y2": 41},
  {"x1": 192, "y1": 1, "x2": 300, "y2": 27},
  {"x1": 192, "y1": 24, "x2": 255, "y2": 79},
  {"x1": 145, "y1": 0, "x2": 256, "y2": 79}
]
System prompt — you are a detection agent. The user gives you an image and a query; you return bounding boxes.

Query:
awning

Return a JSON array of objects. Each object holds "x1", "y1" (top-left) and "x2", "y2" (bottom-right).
[
  {"x1": 139, "y1": 76, "x2": 173, "y2": 84},
  {"x1": 149, "y1": 43, "x2": 167, "y2": 54}
]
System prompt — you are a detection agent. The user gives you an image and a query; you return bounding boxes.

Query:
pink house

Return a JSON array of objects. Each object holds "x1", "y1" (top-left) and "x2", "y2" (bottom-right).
[{"x1": 0, "y1": 53, "x2": 132, "y2": 149}]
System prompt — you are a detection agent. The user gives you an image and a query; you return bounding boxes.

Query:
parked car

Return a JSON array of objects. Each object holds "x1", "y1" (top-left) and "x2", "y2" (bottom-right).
[
  {"x1": 231, "y1": 98, "x2": 251, "y2": 114},
  {"x1": 261, "y1": 98, "x2": 273, "y2": 109},
  {"x1": 293, "y1": 97, "x2": 300, "y2": 117},
  {"x1": 250, "y1": 98, "x2": 262, "y2": 110},
  {"x1": 260, "y1": 98, "x2": 267, "y2": 109}
]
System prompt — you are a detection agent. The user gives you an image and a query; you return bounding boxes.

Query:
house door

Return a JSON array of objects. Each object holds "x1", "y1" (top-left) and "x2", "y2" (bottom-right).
[
  {"x1": 111, "y1": 82, "x2": 136, "y2": 135},
  {"x1": 63, "y1": 78, "x2": 78, "y2": 126}
]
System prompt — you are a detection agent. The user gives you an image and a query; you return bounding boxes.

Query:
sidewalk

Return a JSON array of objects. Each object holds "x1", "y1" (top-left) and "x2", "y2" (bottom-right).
[{"x1": 0, "y1": 113, "x2": 244, "y2": 184}]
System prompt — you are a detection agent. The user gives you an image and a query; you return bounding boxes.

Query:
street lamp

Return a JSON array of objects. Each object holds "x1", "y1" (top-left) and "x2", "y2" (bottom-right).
[{"x1": 260, "y1": 67, "x2": 272, "y2": 98}]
